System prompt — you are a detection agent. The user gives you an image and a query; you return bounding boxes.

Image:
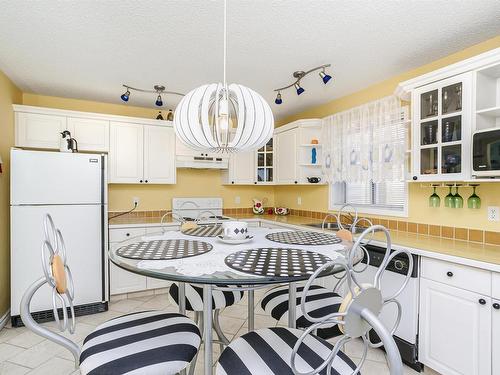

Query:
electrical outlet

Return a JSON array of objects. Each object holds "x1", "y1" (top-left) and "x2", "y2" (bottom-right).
[
  {"x1": 488, "y1": 206, "x2": 499, "y2": 222},
  {"x1": 297, "y1": 196, "x2": 302, "y2": 205},
  {"x1": 235, "y1": 196, "x2": 241, "y2": 204},
  {"x1": 132, "y1": 197, "x2": 140, "y2": 207}
]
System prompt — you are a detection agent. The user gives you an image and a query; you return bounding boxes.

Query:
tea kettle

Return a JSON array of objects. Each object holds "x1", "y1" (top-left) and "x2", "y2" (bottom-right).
[{"x1": 59, "y1": 130, "x2": 78, "y2": 153}]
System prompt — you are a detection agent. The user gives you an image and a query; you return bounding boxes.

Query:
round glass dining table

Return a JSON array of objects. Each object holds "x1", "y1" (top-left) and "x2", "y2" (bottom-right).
[{"x1": 109, "y1": 226, "x2": 362, "y2": 375}]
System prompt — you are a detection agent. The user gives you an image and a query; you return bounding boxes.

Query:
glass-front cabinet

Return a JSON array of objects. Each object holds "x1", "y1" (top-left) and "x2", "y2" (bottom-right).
[
  {"x1": 411, "y1": 72, "x2": 472, "y2": 181},
  {"x1": 223, "y1": 137, "x2": 275, "y2": 185}
]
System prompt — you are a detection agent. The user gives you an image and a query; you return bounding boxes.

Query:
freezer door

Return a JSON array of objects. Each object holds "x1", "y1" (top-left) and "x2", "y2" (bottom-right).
[
  {"x1": 11, "y1": 205, "x2": 105, "y2": 316},
  {"x1": 11, "y1": 149, "x2": 104, "y2": 205}
]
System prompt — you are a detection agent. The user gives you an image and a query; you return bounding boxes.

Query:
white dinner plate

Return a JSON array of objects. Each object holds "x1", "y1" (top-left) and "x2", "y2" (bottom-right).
[{"x1": 216, "y1": 235, "x2": 254, "y2": 245}]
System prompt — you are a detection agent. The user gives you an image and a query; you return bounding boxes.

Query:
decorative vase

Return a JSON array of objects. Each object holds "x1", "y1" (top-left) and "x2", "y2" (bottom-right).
[
  {"x1": 311, "y1": 148, "x2": 317, "y2": 164},
  {"x1": 252, "y1": 197, "x2": 267, "y2": 215}
]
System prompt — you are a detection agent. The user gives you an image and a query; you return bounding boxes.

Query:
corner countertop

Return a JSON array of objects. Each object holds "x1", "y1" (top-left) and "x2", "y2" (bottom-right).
[{"x1": 109, "y1": 213, "x2": 500, "y2": 272}]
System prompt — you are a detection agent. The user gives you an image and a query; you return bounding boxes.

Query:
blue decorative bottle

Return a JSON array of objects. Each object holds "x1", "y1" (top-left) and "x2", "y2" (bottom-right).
[{"x1": 311, "y1": 148, "x2": 317, "y2": 164}]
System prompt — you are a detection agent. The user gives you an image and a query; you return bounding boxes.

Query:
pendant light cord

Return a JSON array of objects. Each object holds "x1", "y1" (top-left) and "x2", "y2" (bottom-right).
[{"x1": 223, "y1": 0, "x2": 227, "y2": 86}]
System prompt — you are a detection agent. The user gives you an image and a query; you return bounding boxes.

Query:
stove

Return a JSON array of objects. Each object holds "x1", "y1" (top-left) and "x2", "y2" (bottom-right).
[{"x1": 172, "y1": 198, "x2": 231, "y2": 224}]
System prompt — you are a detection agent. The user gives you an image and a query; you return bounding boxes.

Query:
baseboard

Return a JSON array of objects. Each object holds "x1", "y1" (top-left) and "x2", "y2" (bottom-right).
[{"x1": 0, "y1": 309, "x2": 11, "y2": 331}]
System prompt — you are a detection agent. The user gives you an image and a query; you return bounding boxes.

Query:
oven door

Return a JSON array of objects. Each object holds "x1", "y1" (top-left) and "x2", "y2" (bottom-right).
[{"x1": 472, "y1": 128, "x2": 500, "y2": 176}]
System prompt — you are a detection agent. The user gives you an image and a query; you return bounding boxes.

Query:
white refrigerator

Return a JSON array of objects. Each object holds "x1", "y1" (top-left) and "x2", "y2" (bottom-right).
[{"x1": 10, "y1": 148, "x2": 108, "y2": 324}]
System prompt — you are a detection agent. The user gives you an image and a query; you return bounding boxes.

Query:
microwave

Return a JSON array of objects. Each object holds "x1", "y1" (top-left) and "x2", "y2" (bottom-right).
[{"x1": 472, "y1": 128, "x2": 500, "y2": 177}]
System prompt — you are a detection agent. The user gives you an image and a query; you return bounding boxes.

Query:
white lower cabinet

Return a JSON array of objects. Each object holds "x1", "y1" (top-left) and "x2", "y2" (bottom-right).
[
  {"x1": 109, "y1": 226, "x2": 171, "y2": 295},
  {"x1": 493, "y1": 298, "x2": 500, "y2": 375},
  {"x1": 110, "y1": 262, "x2": 148, "y2": 295},
  {"x1": 419, "y1": 278, "x2": 491, "y2": 375}
]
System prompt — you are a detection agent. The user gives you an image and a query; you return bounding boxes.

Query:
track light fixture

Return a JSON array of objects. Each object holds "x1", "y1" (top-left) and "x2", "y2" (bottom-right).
[
  {"x1": 119, "y1": 84, "x2": 183, "y2": 107},
  {"x1": 273, "y1": 63, "x2": 332, "y2": 105},
  {"x1": 274, "y1": 92, "x2": 282, "y2": 105},
  {"x1": 294, "y1": 82, "x2": 305, "y2": 95}
]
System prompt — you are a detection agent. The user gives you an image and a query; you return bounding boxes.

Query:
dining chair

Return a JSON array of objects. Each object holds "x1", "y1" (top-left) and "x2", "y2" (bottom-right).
[
  {"x1": 217, "y1": 225, "x2": 412, "y2": 375},
  {"x1": 260, "y1": 205, "x2": 370, "y2": 339},
  {"x1": 21, "y1": 214, "x2": 201, "y2": 375}
]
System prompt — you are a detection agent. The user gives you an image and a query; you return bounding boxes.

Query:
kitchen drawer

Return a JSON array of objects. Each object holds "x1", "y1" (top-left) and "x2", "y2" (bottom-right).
[
  {"x1": 421, "y1": 257, "x2": 491, "y2": 295},
  {"x1": 493, "y1": 272, "x2": 500, "y2": 299},
  {"x1": 109, "y1": 227, "x2": 146, "y2": 243}
]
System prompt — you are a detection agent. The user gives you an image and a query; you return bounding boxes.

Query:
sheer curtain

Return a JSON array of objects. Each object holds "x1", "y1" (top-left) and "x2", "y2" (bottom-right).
[{"x1": 321, "y1": 96, "x2": 407, "y2": 184}]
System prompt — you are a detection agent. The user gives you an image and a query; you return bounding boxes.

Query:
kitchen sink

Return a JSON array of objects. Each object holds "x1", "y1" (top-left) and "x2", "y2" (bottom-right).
[{"x1": 304, "y1": 222, "x2": 365, "y2": 234}]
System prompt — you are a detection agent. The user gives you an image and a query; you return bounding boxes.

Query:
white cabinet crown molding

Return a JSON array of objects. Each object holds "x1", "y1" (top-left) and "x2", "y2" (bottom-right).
[
  {"x1": 395, "y1": 47, "x2": 500, "y2": 100},
  {"x1": 12, "y1": 104, "x2": 172, "y2": 127},
  {"x1": 274, "y1": 118, "x2": 322, "y2": 134}
]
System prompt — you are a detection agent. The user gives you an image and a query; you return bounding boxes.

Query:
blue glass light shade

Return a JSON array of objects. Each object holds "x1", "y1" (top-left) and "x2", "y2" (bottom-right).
[
  {"x1": 155, "y1": 95, "x2": 163, "y2": 107},
  {"x1": 296, "y1": 86, "x2": 305, "y2": 95},
  {"x1": 120, "y1": 90, "x2": 130, "y2": 102},
  {"x1": 319, "y1": 72, "x2": 332, "y2": 85}
]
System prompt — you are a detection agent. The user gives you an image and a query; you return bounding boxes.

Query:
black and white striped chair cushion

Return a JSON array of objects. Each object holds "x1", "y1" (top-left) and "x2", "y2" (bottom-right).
[
  {"x1": 169, "y1": 283, "x2": 244, "y2": 311},
  {"x1": 216, "y1": 327, "x2": 357, "y2": 375},
  {"x1": 79, "y1": 311, "x2": 201, "y2": 375},
  {"x1": 261, "y1": 285, "x2": 343, "y2": 339}
]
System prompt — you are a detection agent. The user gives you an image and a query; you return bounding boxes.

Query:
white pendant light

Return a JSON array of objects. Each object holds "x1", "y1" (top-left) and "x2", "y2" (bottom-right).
[{"x1": 174, "y1": 0, "x2": 274, "y2": 153}]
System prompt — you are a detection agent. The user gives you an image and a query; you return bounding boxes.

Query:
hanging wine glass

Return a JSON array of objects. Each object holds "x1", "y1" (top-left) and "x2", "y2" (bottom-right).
[
  {"x1": 429, "y1": 185, "x2": 440, "y2": 208},
  {"x1": 452, "y1": 185, "x2": 463, "y2": 209},
  {"x1": 444, "y1": 185, "x2": 454, "y2": 208},
  {"x1": 468, "y1": 184, "x2": 481, "y2": 209}
]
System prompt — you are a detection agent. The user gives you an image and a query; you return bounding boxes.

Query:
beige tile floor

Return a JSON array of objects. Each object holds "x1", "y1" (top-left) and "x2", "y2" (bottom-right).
[{"x1": 0, "y1": 288, "x2": 440, "y2": 375}]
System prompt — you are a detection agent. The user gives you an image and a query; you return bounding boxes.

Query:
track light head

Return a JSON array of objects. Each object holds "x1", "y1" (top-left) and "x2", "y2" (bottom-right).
[
  {"x1": 274, "y1": 92, "x2": 282, "y2": 105},
  {"x1": 294, "y1": 83, "x2": 305, "y2": 96},
  {"x1": 155, "y1": 94, "x2": 163, "y2": 107},
  {"x1": 319, "y1": 70, "x2": 332, "y2": 84},
  {"x1": 120, "y1": 89, "x2": 130, "y2": 102}
]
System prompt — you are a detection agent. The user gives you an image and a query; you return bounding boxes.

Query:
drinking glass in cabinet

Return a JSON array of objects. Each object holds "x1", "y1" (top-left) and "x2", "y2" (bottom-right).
[
  {"x1": 420, "y1": 147, "x2": 438, "y2": 175},
  {"x1": 257, "y1": 168, "x2": 272, "y2": 182},
  {"x1": 442, "y1": 145, "x2": 461, "y2": 174},
  {"x1": 421, "y1": 120, "x2": 438, "y2": 145},
  {"x1": 442, "y1": 82, "x2": 462, "y2": 114},
  {"x1": 467, "y1": 185, "x2": 481, "y2": 209},
  {"x1": 258, "y1": 153, "x2": 265, "y2": 167},
  {"x1": 452, "y1": 186, "x2": 463, "y2": 209},
  {"x1": 420, "y1": 89, "x2": 438, "y2": 119},
  {"x1": 265, "y1": 139, "x2": 273, "y2": 151},
  {"x1": 265, "y1": 153, "x2": 273, "y2": 166},
  {"x1": 442, "y1": 115, "x2": 461, "y2": 143},
  {"x1": 444, "y1": 185, "x2": 454, "y2": 208}
]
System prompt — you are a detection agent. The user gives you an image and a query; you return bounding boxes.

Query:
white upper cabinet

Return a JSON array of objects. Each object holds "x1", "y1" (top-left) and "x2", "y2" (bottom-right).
[
  {"x1": 15, "y1": 107, "x2": 110, "y2": 152},
  {"x1": 109, "y1": 122, "x2": 144, "y2": 183},
  {"x1": 274, "y1": 119, "x2": 323, "y2": 185},
  {"x1": 109, "y1": 122, "x2": 176, "y2": 184},
  {"x1": 15, "y1": 112, "x2": 67, "y2": 149},
  {"x1": 225, "y1": 150, "x2": 256, "y2": 185},
  {"x1": 67, "y1": 117, "x2": 109, "y2": 152},
  {"x1": 411, "y1": 72, "x2": 472, "y2": 181},
  {"x1": 143, "y1": 125, "x2": 176, "y2": 184},
  {"x1": 275, "y1": 128, "x2": 297, "y2": 184}
]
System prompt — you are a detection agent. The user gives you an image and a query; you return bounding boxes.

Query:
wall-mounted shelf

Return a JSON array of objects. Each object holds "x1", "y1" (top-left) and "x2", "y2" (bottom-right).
[
  {"x1": 299, "y1": 163, "x2": 322, "y2": 167},
  {"x1": 299, "y1": 144, "x2": 322, "y2": 147},
  {"x1": 476, "y1": 106, "x2": 500, "y2": 117}
]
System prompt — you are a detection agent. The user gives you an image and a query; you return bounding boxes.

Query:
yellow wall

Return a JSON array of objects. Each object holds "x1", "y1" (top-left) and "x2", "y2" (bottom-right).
[
  {"x1": 275, "y1": 35, "x2": 500, "y2": 232},
  {"x1": 0, "y1": 70, "x2": 22, "y2": 316},
  {"x1": 22, "y1": 94, "x2": 275, "y2": 211}
]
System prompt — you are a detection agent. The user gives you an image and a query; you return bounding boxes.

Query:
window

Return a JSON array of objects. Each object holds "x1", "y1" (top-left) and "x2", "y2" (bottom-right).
[{"x1": 329, "y1": 180, "x2": 408, "y2": 216}]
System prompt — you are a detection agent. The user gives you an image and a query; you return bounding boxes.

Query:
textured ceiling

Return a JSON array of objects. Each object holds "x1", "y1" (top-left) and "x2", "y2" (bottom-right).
[{"x1": 0, "y1": 0, "x2": 499, "y2": 119}]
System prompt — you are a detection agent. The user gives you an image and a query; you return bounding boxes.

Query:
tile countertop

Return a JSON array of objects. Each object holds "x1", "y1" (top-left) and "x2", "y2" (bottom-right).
[{"x1": 109, "y1": 213, "x2": 500, "y2": 272}]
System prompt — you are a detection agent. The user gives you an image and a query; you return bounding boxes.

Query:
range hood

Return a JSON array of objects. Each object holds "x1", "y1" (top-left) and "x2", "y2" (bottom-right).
[
  {"x1": 176, "y1": 154, "x2": 229, "y2": 169},
  {"x1": 176, "y1": 138, "x2": 229, "y2": 169}
]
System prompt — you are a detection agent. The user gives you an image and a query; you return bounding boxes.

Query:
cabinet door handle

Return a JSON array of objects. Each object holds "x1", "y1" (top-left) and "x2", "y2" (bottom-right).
[
  {"x1": 412, "y1": 176, "x2": 418, "y2": 181},
  {"x1": 294, "y1": 181, "x2": 298, "y2": 184},
  {"x1": 145, "y1": 180, "x2": 148, "y2": 183},
  {"x1": 126, "y1": 233, "x2": 130, "y2": 237},
  {"x1": 493, "y1": 303, "x2": 500, "y2": 310},
  {"x1": 254, "y1": 182, "x2": 257, "y2": 184},
  {"x1": 140, "y1": 180, "x2": 143, "y2": 183},
  {"x1": 446, "y1": 271, "x2": 453, "y2": 277},
  {"x1": 479, "y1": 298, "x2": 486, "y2": 305},
  {"x1": 231, "y1": 181, "x2": 234, "y2": 184}
]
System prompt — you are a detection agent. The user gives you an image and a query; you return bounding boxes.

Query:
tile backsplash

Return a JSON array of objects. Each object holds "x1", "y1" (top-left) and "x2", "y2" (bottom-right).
[{"x1": 108, "y1": 208, "x2": 500, "y2": 246}]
